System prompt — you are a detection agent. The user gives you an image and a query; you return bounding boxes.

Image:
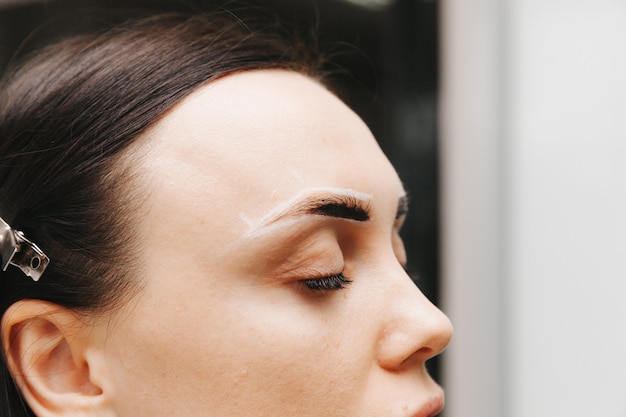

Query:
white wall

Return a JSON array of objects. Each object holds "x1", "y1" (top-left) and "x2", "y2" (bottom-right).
[
  {"x1": 441, "y1": 1, "x2": 626, "y2": 416},
  {"x1": 439, "y1": 0, "x2": 505, "y2": 416}
]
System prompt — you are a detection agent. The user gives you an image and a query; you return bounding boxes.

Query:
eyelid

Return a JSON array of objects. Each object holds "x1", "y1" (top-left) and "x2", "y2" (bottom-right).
[
  {"x1": 392, "y1": 227, "x2": 408, "y2": 268},
  {"x1": 394, "y1": 214, "x2": 407, "y2": 231}
]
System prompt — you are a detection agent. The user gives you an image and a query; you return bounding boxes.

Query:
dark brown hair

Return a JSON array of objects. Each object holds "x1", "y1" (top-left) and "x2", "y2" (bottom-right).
[{"x1": 0, "y1": 11, "x2": 325, "y2": 416}]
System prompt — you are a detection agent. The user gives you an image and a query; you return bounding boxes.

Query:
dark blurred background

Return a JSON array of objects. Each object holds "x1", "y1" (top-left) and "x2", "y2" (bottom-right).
[{"x1": 0, "y1": 0, "x2": 440, "y2": 378}]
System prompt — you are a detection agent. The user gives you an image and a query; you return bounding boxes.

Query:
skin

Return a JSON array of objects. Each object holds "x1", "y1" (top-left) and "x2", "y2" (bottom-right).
[{"x1": 90, "y1": 70, "x2": 453, "y2": 416}]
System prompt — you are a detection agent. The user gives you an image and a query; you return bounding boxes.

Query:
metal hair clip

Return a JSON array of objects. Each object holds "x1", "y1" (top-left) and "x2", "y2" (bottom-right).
[{"x1": 0, "y1": 217, "x2": 49, "y2": 281}]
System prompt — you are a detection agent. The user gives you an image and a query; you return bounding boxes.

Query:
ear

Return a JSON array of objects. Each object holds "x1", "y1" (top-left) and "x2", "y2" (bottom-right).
[{"x1": 1, "y1": 300, "x2": 114, "y2": 417}]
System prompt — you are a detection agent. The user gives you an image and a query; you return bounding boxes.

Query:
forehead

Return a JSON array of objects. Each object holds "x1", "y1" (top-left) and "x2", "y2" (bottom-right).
[
  {"x1": 144, "y1": 71, "x2": 380, "y2": 165},
  {"x1": 133, "y1": 70, "x2": 402, "y2": 248}
]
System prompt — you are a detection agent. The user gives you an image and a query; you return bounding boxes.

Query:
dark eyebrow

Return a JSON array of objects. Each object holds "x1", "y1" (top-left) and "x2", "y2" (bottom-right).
[
  {"x1": 265, "y1": 192, "x2": 372, "y2": 225},
  {"x1": 304, "y1": 195, "x2": 370, "y2": 221}
]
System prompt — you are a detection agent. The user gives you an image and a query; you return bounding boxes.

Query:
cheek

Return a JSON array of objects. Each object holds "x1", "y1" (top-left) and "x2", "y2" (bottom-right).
[{"x1": 103, "y1": 284, "x2": 373, "y2": 416}]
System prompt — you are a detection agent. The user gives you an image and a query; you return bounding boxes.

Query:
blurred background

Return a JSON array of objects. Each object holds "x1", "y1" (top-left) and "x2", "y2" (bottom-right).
[{"x1": 1, "y1": 0, "x2": 625, "y2": 416}]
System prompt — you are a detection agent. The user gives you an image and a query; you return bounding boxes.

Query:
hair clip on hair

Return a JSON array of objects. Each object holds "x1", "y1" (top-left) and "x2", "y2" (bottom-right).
[{"x1": 0, "y1": 217, "x2": 49, "y2": 281}]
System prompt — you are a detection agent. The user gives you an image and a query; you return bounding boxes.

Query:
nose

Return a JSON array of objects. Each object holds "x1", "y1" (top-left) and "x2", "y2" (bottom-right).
[{"x1": 375, "y1": 266, "x2": 453, "y2": 371}]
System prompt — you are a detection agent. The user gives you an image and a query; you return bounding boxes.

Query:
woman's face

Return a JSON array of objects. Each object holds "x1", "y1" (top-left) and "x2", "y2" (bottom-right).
[{"x1": 98, "y1": 70, "x2": 452, "y2": 417}]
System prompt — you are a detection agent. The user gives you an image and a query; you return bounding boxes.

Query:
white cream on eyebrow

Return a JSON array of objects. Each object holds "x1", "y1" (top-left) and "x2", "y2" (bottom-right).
[{"x1": 241, "y1": 186, "x2": 373, "y2": 239}]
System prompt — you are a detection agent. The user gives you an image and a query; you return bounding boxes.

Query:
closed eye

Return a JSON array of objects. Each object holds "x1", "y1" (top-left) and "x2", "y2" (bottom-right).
[{"x1": 301, "y1": 273, "x2": 352, "y2": 292}]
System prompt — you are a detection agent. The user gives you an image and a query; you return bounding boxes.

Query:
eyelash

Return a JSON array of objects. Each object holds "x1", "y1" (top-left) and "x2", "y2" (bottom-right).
[{"x1": 302, "y1": 273, "x2": 352, "y2": 292}]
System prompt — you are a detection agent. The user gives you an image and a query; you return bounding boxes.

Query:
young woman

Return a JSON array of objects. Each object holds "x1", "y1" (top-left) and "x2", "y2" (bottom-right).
[{"x1": 0, "y1": 12, "x2": 452, "y2": 417}]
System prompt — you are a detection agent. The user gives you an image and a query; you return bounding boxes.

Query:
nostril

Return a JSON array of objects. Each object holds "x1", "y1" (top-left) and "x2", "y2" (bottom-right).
[
  {"x1": 379, "y1": 345, "x2": 438, "y2": 371},
  {"x1": 377, "y1": 328, "x2": 434, "y2": 370},
  {"x1": 400, "y1": 346, "x2": 435, "y2": 369},
  {"x1": 416, "y1": 346, "x2": 434, "y2": 359},
  {"x1": 376, "y1": 302, "x2": 453, "y2": 371}
]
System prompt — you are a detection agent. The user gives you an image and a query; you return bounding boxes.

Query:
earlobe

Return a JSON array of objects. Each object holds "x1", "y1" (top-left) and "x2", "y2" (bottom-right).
[{"x1": 1, "y1": 300, "x2": 111, "y2": 416}]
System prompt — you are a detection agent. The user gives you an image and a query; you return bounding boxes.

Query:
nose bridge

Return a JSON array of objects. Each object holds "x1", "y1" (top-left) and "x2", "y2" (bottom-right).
[{"x1": 375, "y1": 264, "x2": 453, "y2": 371}]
